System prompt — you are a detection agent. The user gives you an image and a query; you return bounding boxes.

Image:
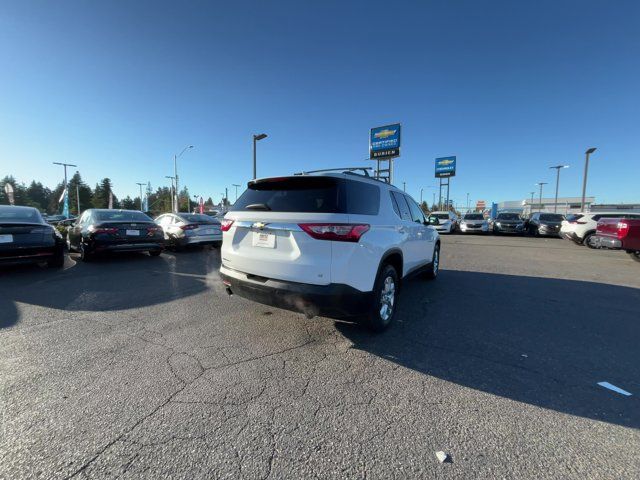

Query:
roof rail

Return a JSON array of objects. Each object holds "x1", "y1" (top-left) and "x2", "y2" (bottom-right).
[{"x1": 294, "y1": 167, "x2": 372, "y2": 177}]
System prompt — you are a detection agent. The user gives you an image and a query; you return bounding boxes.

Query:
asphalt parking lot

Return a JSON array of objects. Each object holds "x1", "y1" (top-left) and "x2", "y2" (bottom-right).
[{"x1": 1, "y1": 235, "x2": 639, "y2": 479}]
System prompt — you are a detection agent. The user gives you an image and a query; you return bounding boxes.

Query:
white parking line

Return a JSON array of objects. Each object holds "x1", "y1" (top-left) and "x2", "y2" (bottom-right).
[{"x1": 597, "y1": 382, "x2": 632, "y2": 396}]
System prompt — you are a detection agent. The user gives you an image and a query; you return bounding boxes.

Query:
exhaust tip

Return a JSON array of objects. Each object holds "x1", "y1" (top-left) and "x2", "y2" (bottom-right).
[{"x1": 225, "y1": 286, "x2": 233, "y2": 296}]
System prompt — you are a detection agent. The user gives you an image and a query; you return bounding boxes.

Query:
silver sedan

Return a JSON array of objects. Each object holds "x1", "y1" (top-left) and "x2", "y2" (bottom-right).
[{"x1": 155, "y1": 213, "x2": 222, "y2": 249}]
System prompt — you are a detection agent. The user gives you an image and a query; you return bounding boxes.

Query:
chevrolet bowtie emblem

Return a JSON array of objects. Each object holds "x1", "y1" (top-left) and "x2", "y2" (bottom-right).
[{"x1": 253, "y1": 222, "x2": 268, "y2": 229}]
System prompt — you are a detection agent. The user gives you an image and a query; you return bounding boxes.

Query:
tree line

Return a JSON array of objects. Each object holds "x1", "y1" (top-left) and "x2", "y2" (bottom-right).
[{"x1": 0, "y1": 172, "x2": 218, "y2": 216}]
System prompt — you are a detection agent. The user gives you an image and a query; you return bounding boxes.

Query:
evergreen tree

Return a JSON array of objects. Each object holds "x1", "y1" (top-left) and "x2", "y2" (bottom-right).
[
  {"x1": 0, "y1": 176, "x2": 28, "y2": 206},
  {"x1": 92, "y1": 178, "x2": 117, "y2": 208},
  {"x1": 68, "y1": 172, "x2": 93, "y2": 215}
]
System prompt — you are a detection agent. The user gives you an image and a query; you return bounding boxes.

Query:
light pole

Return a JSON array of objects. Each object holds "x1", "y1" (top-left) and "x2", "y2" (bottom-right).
[
  {"x1": 529, "y1": 191, "x2": 535, "y2": 215},
  {"x1": 53, "y1": 162, "x2": 77, "y2": 217},
  {"x1": 136, "y1": 182, "x2": 145, "y2": 211},
  {"x1": 466, "y1": 193, "x2": 470, "y2": 211},
  {"x1": 173, "y1": 145, "x2": 194, "y2": 213},
  {"x1": 232, "y1": 184, "x2": 241, "y2": 202},
  {"x1": 165, "y1": 176, "x2": 176, "y2": 212},
  {"x1": 253, "y1": 133, "x2": 268, "y2": 180},
  {"x1": 402, "y1": 181, "x2": 406, "y2": 192},
  {"x1": 549, "y1": 165, "x2": 569, "y2": 213},
  {"x1": 536, "y1": 182, "x2": 548, "y2": 213},
  {"x1": 581, "y1": 147, "x2": 597, "y2": 212}
]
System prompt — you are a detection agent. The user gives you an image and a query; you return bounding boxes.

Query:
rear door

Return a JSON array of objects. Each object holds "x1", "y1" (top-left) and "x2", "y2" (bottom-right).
[
  {"x1": 390, "y1": 191, "x2": 420, "y2": 272},
  {"x1": 222, "y1": 176, "x2": 348, "y2": 285},
  {"x1": 405, "y1": 194, "x2": 434, "y2": 266}
]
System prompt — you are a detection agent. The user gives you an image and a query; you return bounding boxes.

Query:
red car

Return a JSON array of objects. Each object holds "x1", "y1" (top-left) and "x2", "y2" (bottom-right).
[{"x1": 594, "y1": 218, "x2": 640, "y2": 262}]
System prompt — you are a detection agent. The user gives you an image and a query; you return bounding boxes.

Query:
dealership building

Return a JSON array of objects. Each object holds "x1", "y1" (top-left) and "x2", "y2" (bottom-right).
[{"x1": 497, "y1": 196, "x2": 596, "y2": 215}]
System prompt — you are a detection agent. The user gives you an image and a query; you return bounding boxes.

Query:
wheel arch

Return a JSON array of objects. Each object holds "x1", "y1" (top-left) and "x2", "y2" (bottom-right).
[{"x1": 377, "y1": 248, "x2": 404, "y2": 281}]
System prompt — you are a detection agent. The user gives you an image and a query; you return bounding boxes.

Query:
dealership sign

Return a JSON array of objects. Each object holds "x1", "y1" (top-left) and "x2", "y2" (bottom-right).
[
  {"x1": 435, "y1": 156, "x2": 456, "y2": 178},
  {"x1": 370, "y1": 124, "x2": 401, "y2": 159}
]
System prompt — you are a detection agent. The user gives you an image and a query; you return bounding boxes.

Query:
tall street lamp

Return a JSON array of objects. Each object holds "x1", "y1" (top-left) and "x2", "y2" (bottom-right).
[
  {"x1": 53, "y1": 162, "x2": 77, "y2": 217},
  {"x1": 136, "y1": 182, "x2": 145, "y2": 211},
  {"x1": 549, "y1": 165, "x2": 569, "y2": 213},
  {"x1": 232, "y1": 184, "x2": 241, "y2": 202},
  {"x1": 253, "y1": 133, "x2": 268, "y2": 180},
  {"x1": 581, "y1": 147, "x2": 597, "y2": 212},
  {"x1": 536, "y1": 182, "x2": 548, "y2": 213},
  {"x1": 173, "y1": 145, "x2": 194, "y2": 213},
  {"x1": 402, "y1": 181, "x2": 406, "y2": 192}
]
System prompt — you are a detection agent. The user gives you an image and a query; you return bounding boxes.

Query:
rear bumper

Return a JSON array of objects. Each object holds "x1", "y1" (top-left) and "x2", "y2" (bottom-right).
[
  {"x1": 561, "y1": 231, "x2": 581, "y2": 243},
  {"x1": 180, "y1": 234, "x2": 222, "y2": 246},
  {"x1": 219, "y1": 265, "x2": 372, "y2": 319},
  {"x1": 0, "y1": 248, "x2": 57, "y2": 265},
  {"x1": 593, "y1": 235, "x2": 622, "y2": 249},
  {"x1": 92, "y1": 241, "x2": 164, "y2": 253}
]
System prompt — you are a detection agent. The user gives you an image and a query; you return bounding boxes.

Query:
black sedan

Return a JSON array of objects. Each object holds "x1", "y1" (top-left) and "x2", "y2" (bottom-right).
[
  {"x1": 526, "y1": 212, "x2": 565, "y2": 237},
  {"x1": 492, "y1": 212, "x2": 525, "y2": 234},
  {"x1": 67, "y1": 209, "x2": 164, "y2": 261},
  {"x1": 0, "y1": 205, "x2": 66, "y2": 268}
]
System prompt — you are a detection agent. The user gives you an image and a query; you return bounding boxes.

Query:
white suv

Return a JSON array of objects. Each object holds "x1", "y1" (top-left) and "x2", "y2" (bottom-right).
[
  {"x1": 219, "y1": 171, "x2": 441, "y2": 331},
  {"x1": 560, "y1": 212, "x2": 640, "y2": 247}
]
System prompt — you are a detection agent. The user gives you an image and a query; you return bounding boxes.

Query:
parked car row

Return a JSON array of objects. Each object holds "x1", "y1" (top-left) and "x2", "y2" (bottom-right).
[{"x1": 0, "y1": 205, "x2": 223, "y2": 266}]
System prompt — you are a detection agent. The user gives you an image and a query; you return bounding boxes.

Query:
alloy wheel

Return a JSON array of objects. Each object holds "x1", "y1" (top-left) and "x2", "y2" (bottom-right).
[{"x1": 379, "y1": 276, "x2": 396, "y2": 322}]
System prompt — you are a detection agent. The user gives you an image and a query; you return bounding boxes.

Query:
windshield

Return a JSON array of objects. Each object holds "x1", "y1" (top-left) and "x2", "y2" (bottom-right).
[
  {"x1": 433, "y1": 214, "x2": 450, "y2": 220},
  {"x1": 94, "y1": 210, "x2": 152, "y2": 222},
  {"x1": 497, "y1": 213, "x2": 521, "y2": 220},
  {"x1": 464, "y1": 214, "x2": 484, "y2": 220},
  {"x1": 540, "y1": 214, "x2": 565, "y2": 222},
  {"x1": 0, "y1": 208, "x2": 44, "y2": 223}
]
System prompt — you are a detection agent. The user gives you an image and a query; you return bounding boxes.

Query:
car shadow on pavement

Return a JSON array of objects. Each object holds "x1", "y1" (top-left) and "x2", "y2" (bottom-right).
[
  {"x1": 337, "y1": 270, "x2": 640, "y2": 429},
  {"x1": 0, "y1": 249, "x2": 221, "y2": 329}
]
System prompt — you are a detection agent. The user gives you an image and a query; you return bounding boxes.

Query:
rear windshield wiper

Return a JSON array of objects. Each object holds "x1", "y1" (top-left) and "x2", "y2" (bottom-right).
[{"x1": 245, "y1": 203, "x2": 271, "y2": 211}]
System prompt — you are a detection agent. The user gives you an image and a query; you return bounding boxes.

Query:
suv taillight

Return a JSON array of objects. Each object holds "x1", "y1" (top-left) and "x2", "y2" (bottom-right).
[
  {"x1": 298, "y1": 223, "x2": 370, "y2": 242},
  {"x1": 220, "y1": 219, "x2": 234, "y2": 232},
  {"x1": 617, "y1": 221, "x2": 630, "y2": 239}
]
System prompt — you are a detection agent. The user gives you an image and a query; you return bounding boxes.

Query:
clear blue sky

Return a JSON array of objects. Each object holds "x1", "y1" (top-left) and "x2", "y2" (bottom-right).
[{"x1": 1, "y1": 0, "x2": 639, "y2": 207}]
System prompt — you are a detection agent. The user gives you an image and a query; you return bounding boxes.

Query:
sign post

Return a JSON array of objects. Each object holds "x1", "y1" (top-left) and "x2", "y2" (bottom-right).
[
  {"x1": 435, "y1": 156, "x2": 456, "y2": 211},
  {"x1": 370, "y1": 124, "x2": 401, "y2": 184}
]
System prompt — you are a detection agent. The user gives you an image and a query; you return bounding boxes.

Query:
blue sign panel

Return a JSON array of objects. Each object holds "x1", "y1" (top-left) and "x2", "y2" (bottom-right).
[
  {"x1": 435, "y1": 156, "x2": 456, "y2": 178},
  {"x1": 370, "y1": 124, "x2": 401, "y2": 159}
]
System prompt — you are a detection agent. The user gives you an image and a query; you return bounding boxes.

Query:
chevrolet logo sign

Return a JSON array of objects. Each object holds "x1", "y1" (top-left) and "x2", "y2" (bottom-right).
[
  {"x1": 438, "y1": 159, "x2": 454, "y2": 166},
  {"x1": 252, "y1": 222, "x2": 268, "y2": 229},
  {"x1": 374, "y1": 128, "x2": 397, "y2": 139}
]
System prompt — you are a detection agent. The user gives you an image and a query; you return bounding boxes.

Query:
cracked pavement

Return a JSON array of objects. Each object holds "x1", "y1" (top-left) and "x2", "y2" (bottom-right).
[{"x1": 1, "y1": 235, "x2": 639, "y2": 479}]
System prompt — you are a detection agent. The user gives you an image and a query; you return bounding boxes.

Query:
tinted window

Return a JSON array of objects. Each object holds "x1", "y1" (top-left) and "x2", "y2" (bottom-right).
[
  {"x1": 390, "y1": 191, "x2": 412, "y2": 221},
  {"x1": 0, "y1": 207, "x2": 43, "y2": 223},
  {"x1": 433, "y1": 213, "x2": 450, "y2": 220},
  {"x1": 232, "y1": 177, "x2": 379, "y2": 214},
  {"x1": 346, "y1": 181, "x2": 379, "y2": 215},
  {"x1": 496, "y1": 213, "x2": 520, "y2": 220},
  {"x1": 464, "y1": 214, "x2": 484, "y2": 220},
  {"x1": 539, "y1": 214, "x2": 564, "y2": 222},
  {"x1": 389, "y1": 193, "x2": 401, "y2": 217},
  {"x1": 94, "y1": 210, "x2": 152, "y2": 222},
  {"x1": 565, "y1": 214, "x2": 584, "y2": 222},
  {"x1": 405, "y1": 196, "x2": 425, "y2": 224}
]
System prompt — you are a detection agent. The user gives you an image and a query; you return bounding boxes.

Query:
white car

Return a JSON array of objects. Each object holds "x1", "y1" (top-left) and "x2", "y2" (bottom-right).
[
  {"x1": 459, "y1": 212, "x2": 489, "y2": 233},
  {"x1": 429, "y1": 211, "x2": 457, "y2": 233},
  {"x1": 219, "y1": 171, "x2": 441, "y2": 331},
  {"x1": 560, "y1": 212, "x2": 640, "y2": 247}
]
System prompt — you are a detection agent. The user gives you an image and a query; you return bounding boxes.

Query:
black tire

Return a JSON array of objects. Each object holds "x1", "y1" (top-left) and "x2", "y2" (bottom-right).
[
  {"x1": 47, "y1": 248, "x2": 65, "y2": 268},
  {"x1": 628, "y1": 251, "x2": 640, "y2": 263},
  {"x1": 583, "y1": 232, "x2": 598, "y2": 249},
  {"x1": 366, "y1": 264, "x2": 399, "y2": 332},
  {"x1": 424, "y1": 243, "x2": 440, "y2": 280},
  {"x1": 80, "y1": 243, "x2": 93, "y2": 262},
  {"x1": 149, "y1": 250, "x2": 162, "y2": 257}
]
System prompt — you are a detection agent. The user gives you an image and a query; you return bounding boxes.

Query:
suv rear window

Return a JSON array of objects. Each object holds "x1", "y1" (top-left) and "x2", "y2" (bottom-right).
[{"x1": 232, "y1": 177, "x2": 380, "y2": 215}]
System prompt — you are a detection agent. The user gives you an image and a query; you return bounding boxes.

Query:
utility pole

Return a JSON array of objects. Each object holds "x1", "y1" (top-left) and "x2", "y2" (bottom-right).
[
  {"x1": 466, "y1": 193, "x2": 470, "y2": 211},
  {"x1": 232, "y1": 184, "x2": 241, "y2": 202},
  {"x1": 581, "y1": 148, "x2": 597, "y2": 212},
  {"x1": 536, "y1": 183, "x2": 548, "y2": 213},
  {"x1": 549, "y1": 165, "x2": 569, "y2": 213},
  {"x1": 402, "y1": 181, "x2": 406, "y2": 192},
  {"x1": 173, "y1": 145, "x2": 194, "y2": 213},
  {"x1": 420, "y1": 188, "x2": 423, "y2": 203},
  {"x1": 165, "y1": 176, "x2": 176, "y2": 212},
  {"x1": 136, "y1": 182, "x2": 145, "y2": 211}
]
